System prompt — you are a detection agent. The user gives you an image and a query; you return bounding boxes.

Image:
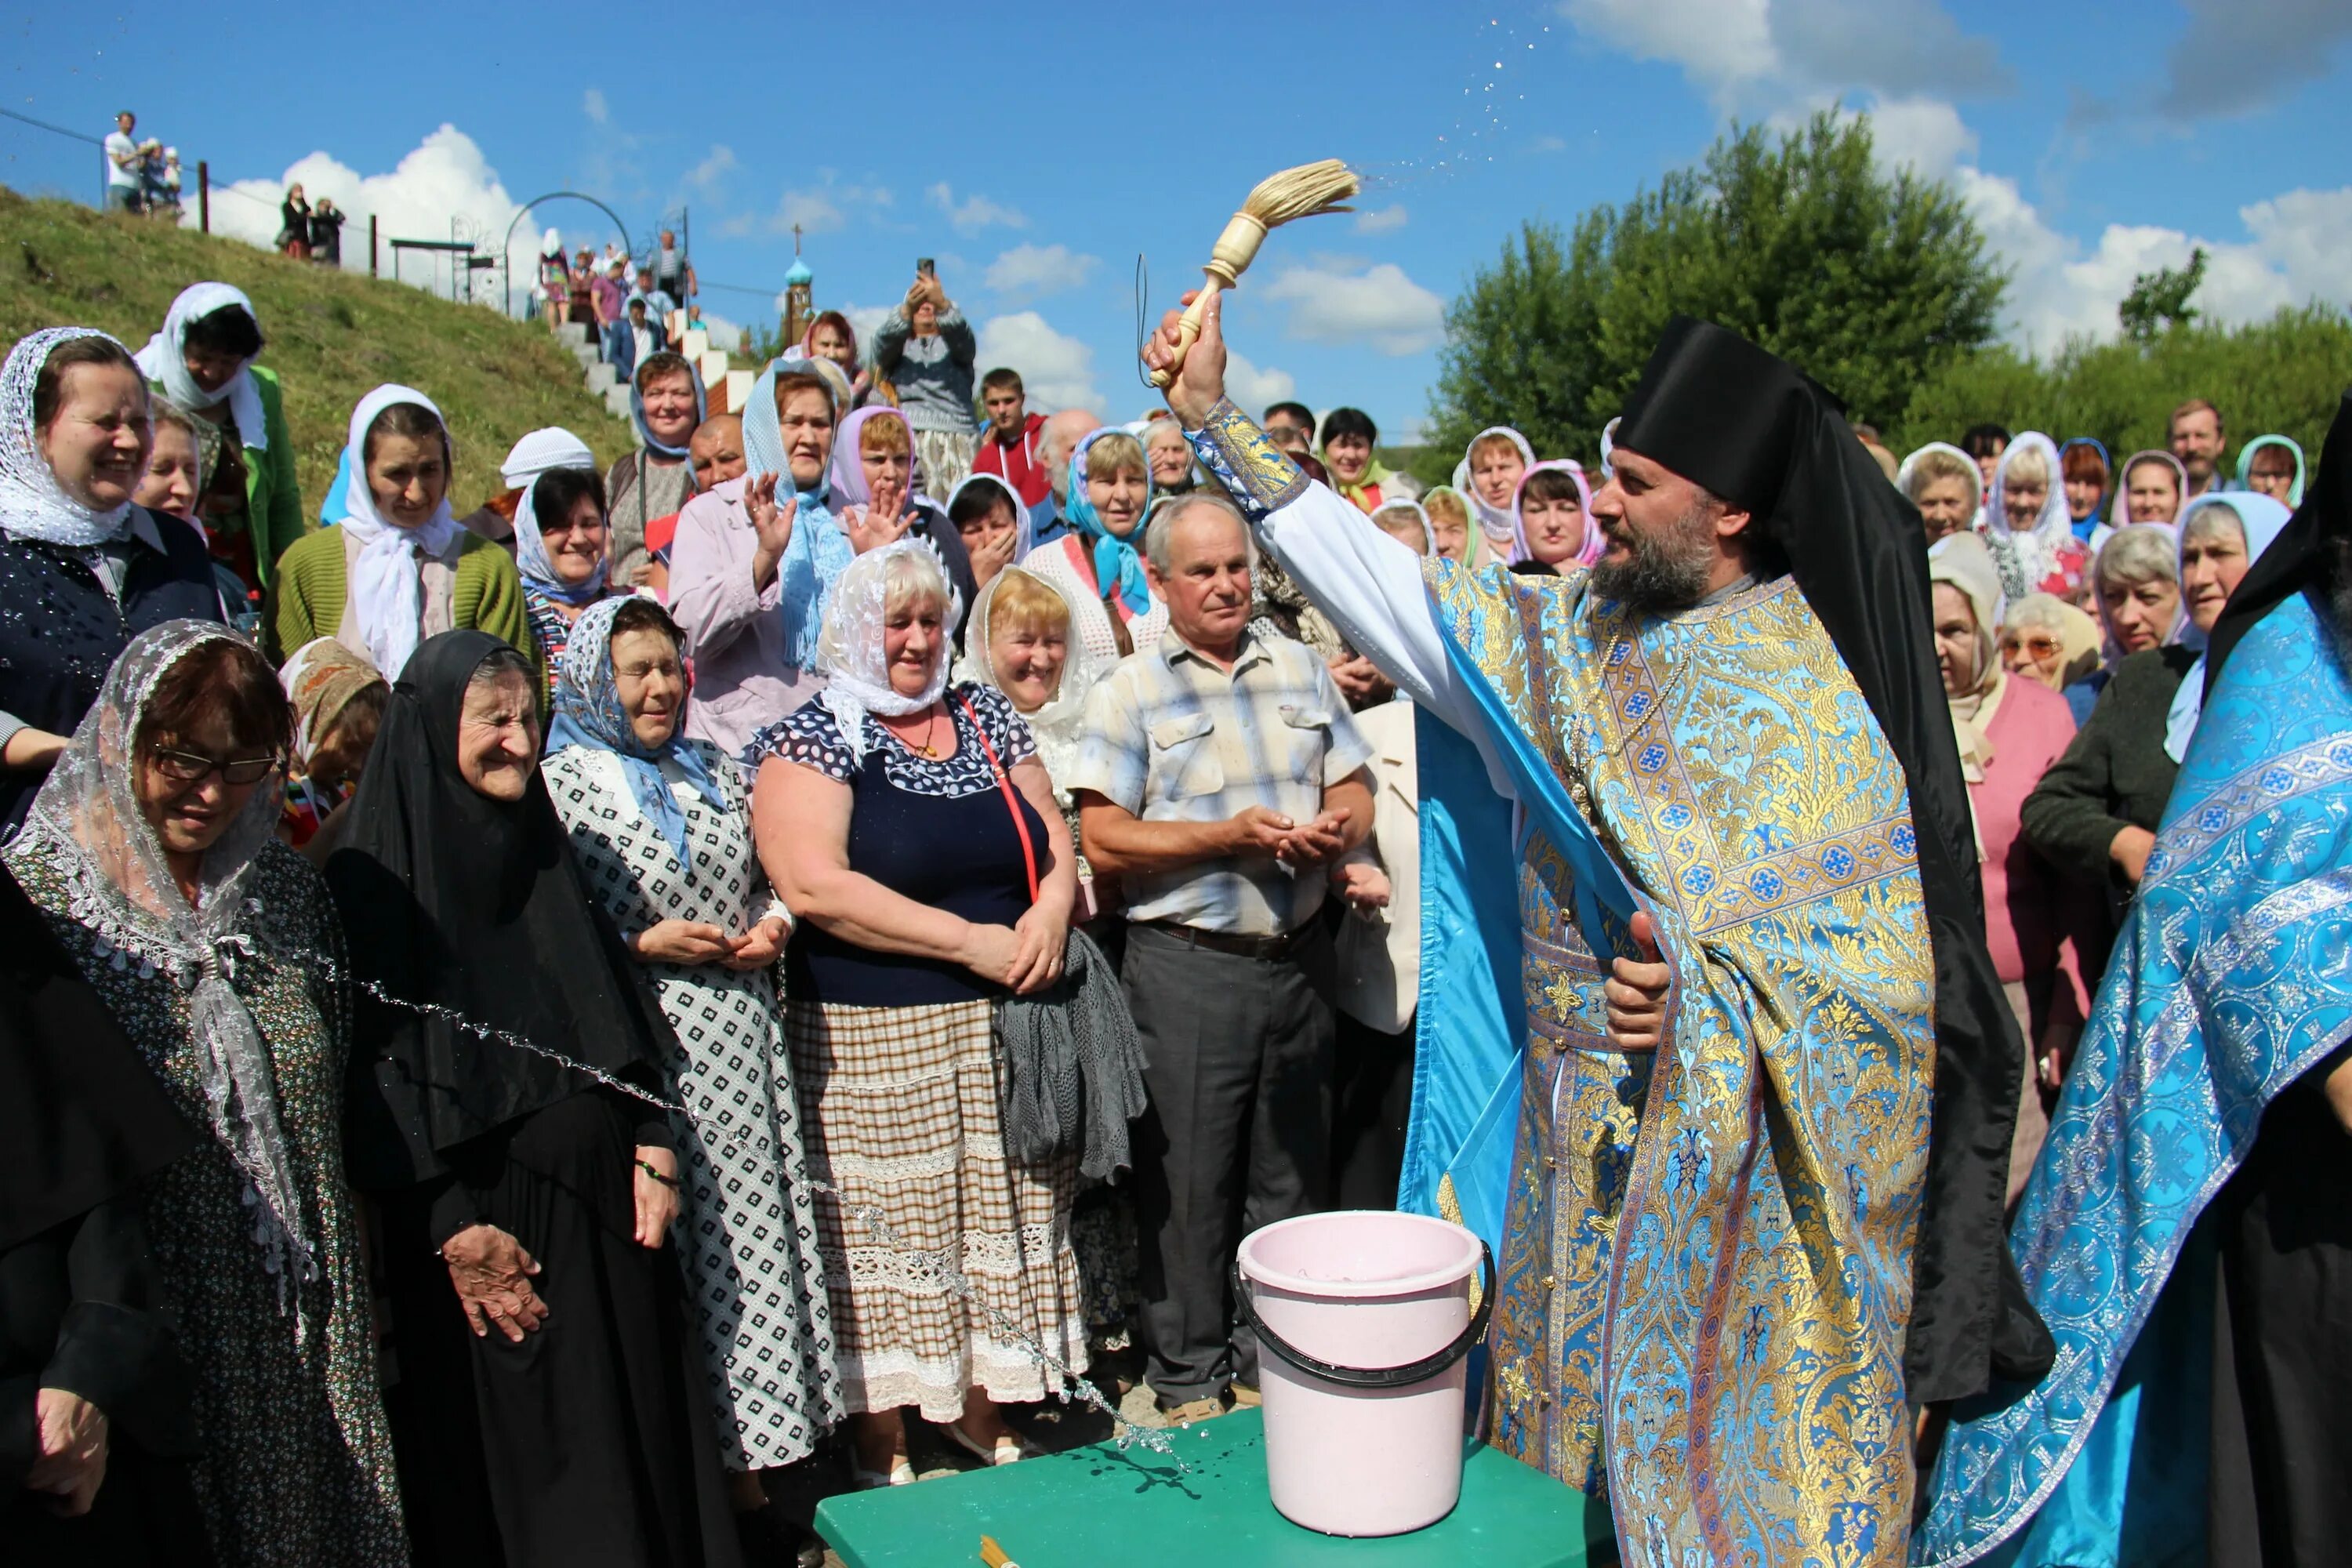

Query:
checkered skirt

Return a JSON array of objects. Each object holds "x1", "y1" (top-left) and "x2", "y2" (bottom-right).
[{"x1": 786, "y1": 996, "x2": 1090, "y2": 1419}]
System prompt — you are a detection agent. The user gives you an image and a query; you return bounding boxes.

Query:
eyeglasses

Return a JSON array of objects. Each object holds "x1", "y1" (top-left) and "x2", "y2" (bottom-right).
[
  {"x1": 1999, "y1": 636, "x2": 2063, "y2": 660},
  {"x1": 150, "y1": 746, "x2": 280, "y2": 786}
]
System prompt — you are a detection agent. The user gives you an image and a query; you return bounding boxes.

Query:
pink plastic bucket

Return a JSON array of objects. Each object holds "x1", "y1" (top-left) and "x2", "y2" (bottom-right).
[{"x1": 1234, "y1": 1210, "x2": 1493, "y2": 1537}]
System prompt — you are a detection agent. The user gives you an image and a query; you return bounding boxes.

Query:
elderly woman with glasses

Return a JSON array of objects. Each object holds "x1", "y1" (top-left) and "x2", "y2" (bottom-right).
[{"x1": 3, "y1": 622, "x2": 407, "y2": 1566}]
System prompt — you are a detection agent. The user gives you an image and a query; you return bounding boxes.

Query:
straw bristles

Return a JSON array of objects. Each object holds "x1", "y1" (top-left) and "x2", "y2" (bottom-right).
[{"x1": 1240, "y1": 159, "x2": 1360, "y2": 228}]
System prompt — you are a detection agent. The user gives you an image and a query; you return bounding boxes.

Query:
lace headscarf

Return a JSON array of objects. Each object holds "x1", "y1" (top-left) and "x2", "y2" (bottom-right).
[
  {"x1": 3, "y1": 619, "x2": 313, "y2": 1297},
  {"x1": 0, "y1": 327, "x2": 141, "y2": 546},
  {"x1": 743, "y1": 359, "x2": 851, "y2": 670},
  {"x1": 546, "y1": 594, "x2": 728, "y2": 869},
  {"x1": 1450, "y1": 426, "x2": 1536, "y2": 554},
  {"x1": 815, "y1": 540, "x2": 953, "y2": 750},
  {"x1": 331, "y1": 384, "x2": 463, "y2": 680},
  {"x1": 132, "y1": 282, "x2": 267, "y2": 452},
  {"x1": 1065, "y1": 426, "x2": 1155, "y2": 617},
  {"x1": 505, "y1": 426, "x2": 605, "y2": 606},
  {"x1": 952, "y1": 564, "x2": 1102, "y2": 801},
  {"x1": 1984, "y1": 432, "x2": 2073, "y2": 598}
]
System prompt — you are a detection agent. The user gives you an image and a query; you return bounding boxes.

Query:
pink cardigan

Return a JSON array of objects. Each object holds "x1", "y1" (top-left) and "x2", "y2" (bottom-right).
[
  {"x1": 1972, "y1": 674, "x2": 2096, "y2": 1025},
  {"x1": 666, "y1": 476, "x2": 825, "y2": 760}
]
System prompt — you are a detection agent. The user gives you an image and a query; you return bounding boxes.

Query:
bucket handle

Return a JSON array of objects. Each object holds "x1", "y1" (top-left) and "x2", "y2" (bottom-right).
[{"x1": 1232, "y1": 1241, "x2": 1496, "y2": 1392}]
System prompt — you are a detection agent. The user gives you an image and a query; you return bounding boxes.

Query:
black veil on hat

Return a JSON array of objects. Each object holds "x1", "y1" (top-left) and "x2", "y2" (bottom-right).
[
  {"x1": 327, "y1": 630, "x2": 677, "y2": 1192},
  {"x1": 1615, "y1": 316, "x2": 2055, "y2": 1403}
]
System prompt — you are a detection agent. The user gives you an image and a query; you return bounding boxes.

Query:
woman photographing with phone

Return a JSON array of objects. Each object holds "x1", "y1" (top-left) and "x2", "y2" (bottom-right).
[{"x1": 872, "y1": 263, "x2": 979, "y2": 496}]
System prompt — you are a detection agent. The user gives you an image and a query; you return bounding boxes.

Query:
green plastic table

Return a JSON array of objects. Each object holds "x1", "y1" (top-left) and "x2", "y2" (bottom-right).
[{"x1": 815, "y1": 1410, "x2": 1596, "y2": 1567}]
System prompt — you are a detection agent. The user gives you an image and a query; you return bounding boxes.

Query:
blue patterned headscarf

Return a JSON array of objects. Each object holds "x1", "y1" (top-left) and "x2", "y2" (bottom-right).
[
  {"x1": 1065, "y1": 426, "x2": 1155, "y2": 616},
  {"x1": 546, "y1": 594, "x2": 728, "y2": 870},
  {"x1": 629, "y1": 358, "x2": 706, "y2": 459},
  {"x1": 743, "y1": 359, "x2": 854, "y2": 670}
]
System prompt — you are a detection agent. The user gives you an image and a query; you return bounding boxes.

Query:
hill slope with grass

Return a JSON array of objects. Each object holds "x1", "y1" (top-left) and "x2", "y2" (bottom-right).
[{"x1": 0, "y1": 188, "x2": 631, "y2": 514}]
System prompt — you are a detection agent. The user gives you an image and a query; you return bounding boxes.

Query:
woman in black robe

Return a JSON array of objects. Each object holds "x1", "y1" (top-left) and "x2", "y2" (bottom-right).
[
  {"x1": 325, "y1": 630, "x2": 739, "y2": 1568},
  {"x1": 0, "y1": 862, "x2": 207, "y2": 1566}
]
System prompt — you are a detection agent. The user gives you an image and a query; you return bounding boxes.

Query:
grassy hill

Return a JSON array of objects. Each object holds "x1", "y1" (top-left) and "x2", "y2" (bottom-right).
[{"x1": 0, "y1": 189, "x2": 632, "y2": 514}]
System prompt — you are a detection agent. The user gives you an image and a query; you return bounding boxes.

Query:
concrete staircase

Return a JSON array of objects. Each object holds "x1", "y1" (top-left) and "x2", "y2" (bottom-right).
[{"x1": 555, "y1": 320, "x2": 757, "y2": 424}]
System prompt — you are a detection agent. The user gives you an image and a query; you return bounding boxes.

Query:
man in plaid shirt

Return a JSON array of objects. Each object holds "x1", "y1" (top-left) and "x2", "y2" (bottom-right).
[{"x1": 1069, "y1": 492, "x2": 1374, "y2": 1425}]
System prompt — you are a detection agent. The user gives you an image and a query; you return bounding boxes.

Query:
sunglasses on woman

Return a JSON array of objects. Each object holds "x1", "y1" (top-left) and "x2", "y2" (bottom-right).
[{"x1": 151, "y1": 744, "x2": 281, "y2": 786}]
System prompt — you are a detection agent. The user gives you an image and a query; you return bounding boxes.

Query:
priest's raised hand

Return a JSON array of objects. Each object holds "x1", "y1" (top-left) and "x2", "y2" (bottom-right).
[{"x1": 1142, "y1": 287, "x2": 1228, "y2": 429}]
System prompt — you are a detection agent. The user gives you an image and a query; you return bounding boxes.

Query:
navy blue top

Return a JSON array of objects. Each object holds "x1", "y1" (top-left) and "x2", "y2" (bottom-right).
[
  {"x1": 0, "y1": 510, "x2": 223, "y2": 833},
  {"x1": 750, "y1": 683, "x2": 1046, "y2": 1007}
]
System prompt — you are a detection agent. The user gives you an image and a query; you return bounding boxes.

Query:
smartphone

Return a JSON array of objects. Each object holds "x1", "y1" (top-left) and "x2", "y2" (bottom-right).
[{"x1": 916, "y1": 257, "x2": 936, "y2": 278}]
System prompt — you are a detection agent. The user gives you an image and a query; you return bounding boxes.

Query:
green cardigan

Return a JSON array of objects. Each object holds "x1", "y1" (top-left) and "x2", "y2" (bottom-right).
[
  {"x1": 2019, "y1": 644, "x2": 2198, "y2": 895},
  {"x1": 151, "y1": 364, "x2": 308, "y2": 585},
  {"x1": 267, "y1": 527, "x2": 540, "y2": 686}
]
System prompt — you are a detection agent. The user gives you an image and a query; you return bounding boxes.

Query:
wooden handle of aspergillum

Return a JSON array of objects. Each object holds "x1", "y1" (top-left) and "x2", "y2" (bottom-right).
[{"x1": 1147, "y1": 212, "x2": 1268, "y2": 390}]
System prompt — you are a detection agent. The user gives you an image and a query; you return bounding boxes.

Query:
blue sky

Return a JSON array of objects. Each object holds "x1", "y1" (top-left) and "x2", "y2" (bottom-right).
[{"x1": 5, "y1": 2, "x2": 2349, "y2": 440}]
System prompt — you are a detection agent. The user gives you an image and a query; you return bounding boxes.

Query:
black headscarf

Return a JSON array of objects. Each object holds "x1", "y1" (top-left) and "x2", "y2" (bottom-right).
[
  {"x1": 2202, "y1": 391, "x2": 2350, "y2": 692},
  {"x1": 1614, "y1": 317, "x2": 2055, "y2": 1403},
  {"x1": 0, "y1": 863, "x2": 195, "y2": 1253},
  {"x1": 327, "y1": 630, "x2": 676, "y2": 1192}
]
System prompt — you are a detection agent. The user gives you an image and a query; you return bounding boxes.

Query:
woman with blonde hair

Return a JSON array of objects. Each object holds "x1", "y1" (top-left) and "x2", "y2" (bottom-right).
[
  {"x1": 1897, "y1": 442, "x2": 1983, "y2": 546},
  {"x1": 1985, "y1": 433, "x2": 2089, "y2": 599},
  {"x1": 1018, "y1": 426, "x2": 1163, "y2": 662}
]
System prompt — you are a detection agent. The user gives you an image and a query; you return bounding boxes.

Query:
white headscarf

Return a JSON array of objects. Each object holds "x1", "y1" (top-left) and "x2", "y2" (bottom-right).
[
  {"x1": 1450, "y1": 426, "x2": 1536, "y2": 550},
  {"x1": 0, "y1": 326, "x2": 141, "y2": 546},
  {"x1": 815, "y1": 539, "x2": 953, "y2": 750},
  {"x1": 503, "y1": 427, "x2": 603, "y2": 604},
  {"x1": 4, "y1": 619, "x2": 314, "y2": 1299},
  {"x1": 952, "y1": 564, "x2": 1103, "y2": 801},
  {"x1": 332, "y1": 384, "x2": 462, "y2": 681},
  {"x1": 1984, "y1": 431, "x2": 2073, "y2": 597},
  {"x1": 2162, "y1": 492, "x2": 2296, "y2": 763},
  {"x1": 132, "y1": 282, "x2": 268, "y2": 452}
]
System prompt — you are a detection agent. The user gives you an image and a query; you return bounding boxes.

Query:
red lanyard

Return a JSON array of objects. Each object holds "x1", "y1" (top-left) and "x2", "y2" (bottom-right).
[{"x1": 958, "y1": 695, "x2": 1039, "y2": 902}]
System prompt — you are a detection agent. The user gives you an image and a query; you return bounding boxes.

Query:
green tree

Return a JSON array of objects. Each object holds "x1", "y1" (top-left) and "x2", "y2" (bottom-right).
[
  {"x1": 1896, "y1": 303, "x2": 2352, "y2": 474},
  {"x1": 2118, "y1": 247, "x2": 2208, "y2": 343},
  {"x1": 1426, "y1": 111, "x2": 2006, "y2": 466}
]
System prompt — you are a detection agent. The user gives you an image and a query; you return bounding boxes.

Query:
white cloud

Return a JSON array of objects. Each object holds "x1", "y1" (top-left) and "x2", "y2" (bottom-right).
[
  {"x1": 1261, "y1": 263, "x2": 1448, "y2": 355},
  {"x1": 2161, "y1": 0, "x2": 2352, "y2": 121},
  {"x1": 1353, "y1": 205, "x2": 1410, "y2": 235},
  {"x1": 1529, "y1": 134, "x2": 1570, "y2": 154},
  {"x1": 927, "y1": 182, "x2": 1027, "y2": 234},
  {"x1": 685, "y1": 144, "x2": 736, "y2": 192},
  {"x1": 1223, "y1": 351, "x2": 1297, "y2": 412},
  {"x1": 1849, "y1": 95, "x2": 1977, "y2": 177},
  {"x1": 975, "y1": 312, "x2": 1099, "y2": 412},
  {"x1": 1558, "y1": 0, "x2": 2005, "y2": 108},
  {"x1": 190, "y1": 125, "x2": 586, "y2": 314},
  {"x1": 983, "y1": 243, "x2": 1097, "y2": 300},
  {"x1": 778, "y1": 190, "x2": 844, "y2": 234},
  {"x1": 1944, "y1": 165, "x2": 2352, "y2": 350},
  {"x1": 582, "y1": 88, "x2": 608, "y2": 124}
]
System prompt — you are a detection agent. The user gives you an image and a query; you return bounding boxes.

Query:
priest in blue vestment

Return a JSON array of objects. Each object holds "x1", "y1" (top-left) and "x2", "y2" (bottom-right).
[{"x1": 1145, "y1": 296, "x2": 2048, "y2": 1567}]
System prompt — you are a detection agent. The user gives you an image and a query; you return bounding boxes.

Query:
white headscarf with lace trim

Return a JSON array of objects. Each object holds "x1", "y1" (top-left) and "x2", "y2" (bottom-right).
[
  {"x1": 815, "y1": 539, "x2": 954, "y2": 750},
  {"x1": 0, "y1": 327, "x2": 142, "y2": 547},
  {"x1": 2, "y1": 619, "x2": 314, "y2": 1301}
]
